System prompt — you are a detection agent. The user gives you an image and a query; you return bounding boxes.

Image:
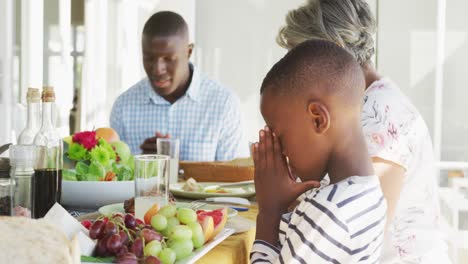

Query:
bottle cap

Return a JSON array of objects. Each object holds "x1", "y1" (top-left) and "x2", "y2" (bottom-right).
[
  {"x1": 26, "y1": 88, "x2": 41, "y2": 103},
  {"x1": 9, "y1": 145, "x2": 36, "y2": 168},
  {"x1": 42, "y1": 86, "x2": 55, "y2": 102}
]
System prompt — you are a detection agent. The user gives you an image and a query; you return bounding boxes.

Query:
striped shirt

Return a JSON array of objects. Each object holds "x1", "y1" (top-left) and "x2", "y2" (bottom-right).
[
  {"x1": 110, "y1": 64, "x2": 248, "y2": 161},
  {"x1": 251, "y1": 175, "x2": 387, "y2": 264}
]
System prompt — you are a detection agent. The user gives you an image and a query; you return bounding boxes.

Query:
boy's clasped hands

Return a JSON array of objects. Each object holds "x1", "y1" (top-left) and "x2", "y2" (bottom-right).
[{"x1": 252, "y1": 126, "x2": 320, "y2": 243}]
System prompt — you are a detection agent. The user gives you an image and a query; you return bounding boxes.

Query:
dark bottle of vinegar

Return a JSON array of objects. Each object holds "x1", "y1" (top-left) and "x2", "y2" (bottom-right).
[{"x1": 33, "y1": 87, "x2": 63, "y2": 218}]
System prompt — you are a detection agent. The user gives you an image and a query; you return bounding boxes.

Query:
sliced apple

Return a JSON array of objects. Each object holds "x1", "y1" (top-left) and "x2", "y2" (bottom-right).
[
  {"x1": 197, "y1": 214, "x2": 214, "y2": 242},
  {"x1": 196, "y1": 207, "x2": 228, "y2": 242}
]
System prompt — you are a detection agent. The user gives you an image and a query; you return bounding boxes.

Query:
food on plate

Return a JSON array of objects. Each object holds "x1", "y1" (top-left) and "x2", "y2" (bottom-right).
[
  {"x1": 63, "y1": 129, "x2": 133, "y2": 182},
  {"x1": 181, "y1": 177, "x2": 252, "y2": 194},
  {"x1": 182, "y1": 177, "x2": 202, "y2": 192},
  {"x1": 124, "y1": 198, "x2": 136, "y2": 215},
  {"x1": 83, "y1": 205, "x2": 228, "y2": 263},
  {"x1": 0, "y1": 217, "x2": 80, "y2": 264}
]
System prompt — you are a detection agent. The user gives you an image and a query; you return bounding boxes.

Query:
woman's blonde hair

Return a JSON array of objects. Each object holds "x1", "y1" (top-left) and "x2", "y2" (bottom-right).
[{"x1": 277, "y1": 0, "x2": 376, "y2": 66}]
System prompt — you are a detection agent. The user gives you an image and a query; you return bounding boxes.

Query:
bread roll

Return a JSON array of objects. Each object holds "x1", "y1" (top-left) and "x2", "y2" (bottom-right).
[{"x1": 0, "y1": 217, "x2": 80, "y2": 264}]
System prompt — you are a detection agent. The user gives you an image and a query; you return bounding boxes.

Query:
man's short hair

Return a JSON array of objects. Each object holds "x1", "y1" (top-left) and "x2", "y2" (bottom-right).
[{"x1": 143, "y1": 11, "x2": 188, "y2": 38}]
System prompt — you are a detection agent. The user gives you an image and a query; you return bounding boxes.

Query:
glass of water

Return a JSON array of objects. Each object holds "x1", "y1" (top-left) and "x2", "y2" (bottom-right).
[
  {"x1": 134, "y1": 154, "x2": 170, "y2": 221},
  {"x1": 156, "y1": 138, "x2": 180, "y2": 185}
]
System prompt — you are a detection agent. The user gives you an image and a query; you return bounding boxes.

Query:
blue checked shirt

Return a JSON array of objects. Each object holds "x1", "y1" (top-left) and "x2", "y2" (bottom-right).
[{"x1": 110, "y1": 65, "x2": 248, "y2": 161}]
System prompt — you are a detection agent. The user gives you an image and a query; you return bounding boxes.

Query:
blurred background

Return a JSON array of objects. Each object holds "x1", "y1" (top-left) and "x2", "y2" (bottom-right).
[{"x1": 0, "y1": 0, "x2": 468, "y2": 261}]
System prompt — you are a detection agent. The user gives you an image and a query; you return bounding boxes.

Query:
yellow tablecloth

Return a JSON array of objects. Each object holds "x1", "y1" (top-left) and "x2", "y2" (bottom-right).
[{"x1": 195, "y1": 205, "x2": 258, "y2": 264}]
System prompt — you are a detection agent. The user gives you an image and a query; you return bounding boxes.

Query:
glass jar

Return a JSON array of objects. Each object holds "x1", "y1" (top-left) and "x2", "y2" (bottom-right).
[
  {"x1": 9, "y1": 145, "x2": 35, "y2": 218},
  {"x1": 0, "y1": 158, "x2": 13, "y2": 216}
]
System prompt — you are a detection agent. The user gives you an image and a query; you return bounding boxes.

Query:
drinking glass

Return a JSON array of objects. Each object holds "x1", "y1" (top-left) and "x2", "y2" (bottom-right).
[
  {"x1": 134, "y1": 154, "x2": 170, "y2": 221},
  {"x1": 156, "y1": 138, "x2": 180, "y2": 185}
]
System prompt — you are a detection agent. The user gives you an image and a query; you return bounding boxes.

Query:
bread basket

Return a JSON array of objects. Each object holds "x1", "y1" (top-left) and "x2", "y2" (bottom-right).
[{"x1": 180, "y1": 158, "x2": 254, "y2": 182}]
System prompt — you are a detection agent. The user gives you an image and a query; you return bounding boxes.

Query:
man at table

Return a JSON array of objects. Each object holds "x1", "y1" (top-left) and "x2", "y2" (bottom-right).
[{"x1": 110, "y1": 11, "x2": 247, "y2": 161}]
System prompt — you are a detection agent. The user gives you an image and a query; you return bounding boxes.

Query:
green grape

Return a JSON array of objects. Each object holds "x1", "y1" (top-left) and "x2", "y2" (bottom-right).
[
  {"x1": 151, "y1": 214, "x2": 168, "y2": 231},
  {"x1": 158, "y1": 204, "x2": 177, "y2": 218},
  {"x1": 162, "y1": 217, "x2": 180, "y2": 237},
  {"x1": 168, "y1": 225, "x2": 192, "y2": 241},
  {"x1": 176, "y1": 208, "x2": 197, "y2": 224},
  {"x1": 168, "y1": 239, "x2": 194, "y2": 260},
  {"x1": 144, "y1": 240, "x2": 162, "y2": 257},
  {"x1": 159, "y1": 248, "x2": 176, "y2": 264},
  {"x1": 187, "y1": 222, "x2": 205, "y2": 249}
]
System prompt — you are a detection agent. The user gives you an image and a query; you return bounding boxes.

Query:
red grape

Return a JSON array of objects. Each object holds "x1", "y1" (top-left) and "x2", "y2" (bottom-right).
[
  {"x1": 105, "y1": 221, "x2": 118, "y2": 236},
  {"x1": 116, "y1": 252, "x2": 138, "y2": 264},
  {"x1": 95, "y1": 236, "x2": 111, "y2": 257},
  {"x1": 89, "y1": 220, "x2": 105, "y2": 239},
  {"x1": 106, "y1": 234, "x2": 123, "y2": 253},
  {"x1": 140, "y1": 229, "x2": 163, "y2": 243},
  {"x1": 116, "y1": 245, "x2": 129, "y2": 257},
  {"x1": 136, "y1": 218, "x2": 144, "y2": 225},
  {"x1": 113, "y1": 212, "x2": 124, "y2": 219},
  {"x1": 119, "y1": 230, "x2": 129, "y2": 246},
  {"x1": 144, "y1": 256, "x2": 161, "y2": 264},
  {"x1": 81, "y1": 220, "x2": 92, "y2": 230},
  {"x1": 103, "y1": 217, "x2": 109, "y2": 224},
  {"x1": 130, "y1": 238, "x2": 144, "y2": 258},
  {"x1": 125, "y1": 214, "x2": 136, "y2": 229}
]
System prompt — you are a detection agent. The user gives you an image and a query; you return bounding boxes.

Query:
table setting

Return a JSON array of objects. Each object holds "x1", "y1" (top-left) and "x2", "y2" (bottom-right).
[{"x1": 0, "y1": 127, "x2": 257, "y2": 264}]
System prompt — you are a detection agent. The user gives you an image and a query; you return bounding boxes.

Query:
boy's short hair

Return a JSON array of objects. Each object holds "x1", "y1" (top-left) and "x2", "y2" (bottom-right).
[
  {"x1": 143, "y1": 11, "x2": 188, "y2": 38},
  {"x1": 261, "y1": 39, "x2": 364, "y2": 106}
]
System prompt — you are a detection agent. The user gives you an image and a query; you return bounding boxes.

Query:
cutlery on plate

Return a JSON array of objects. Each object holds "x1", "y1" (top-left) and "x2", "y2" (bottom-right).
[
  {"x1": 203, "y1": 180, "x2": 254, "y2": 190},
  {"x1": 190, "y1": 200, "x2": 249, "y2": 212},
  {"x1": 189, "y1": 201, "x2": 206, "y2": 211},
  {"x1": 204, "y1": 197, "x2": 251, "y2": 206},
  {"x1": 229, "y1": 206, "x2": 249, "y2": 212}
]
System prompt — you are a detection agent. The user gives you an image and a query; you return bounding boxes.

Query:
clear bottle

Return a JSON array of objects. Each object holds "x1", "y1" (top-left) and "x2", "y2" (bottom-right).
[
  {"x1": 18, "y1": 88, "x2": 41, "y2": 145},
  {"x1": 33, "y1": 86, "x2": 63, "y2": 218},
  {"x1": 0, "y1": 158, "x2": 13, "y2": 216},
  {"x1": 9, "y1": 145, "x2": 35, "y2": 218}
]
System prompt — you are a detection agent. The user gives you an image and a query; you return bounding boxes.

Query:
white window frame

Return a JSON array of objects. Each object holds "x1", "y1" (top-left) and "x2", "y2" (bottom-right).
[{"x1": 432, "y1": 0, "x2": 468, "y2": 174}]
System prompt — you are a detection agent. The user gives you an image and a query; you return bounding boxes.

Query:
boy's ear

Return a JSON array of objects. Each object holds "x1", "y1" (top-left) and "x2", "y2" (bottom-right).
[
  {"x1": 188, "y1": 43, "x2": 194, "y2": 59},
  {"x1": 307, "y1": 101, "x2": 330, "y2": 134}
]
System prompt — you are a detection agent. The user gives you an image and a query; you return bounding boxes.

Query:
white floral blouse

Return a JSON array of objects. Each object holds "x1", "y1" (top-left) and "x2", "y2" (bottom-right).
[{"x1": 362, "y1": 78, "x2": 450, "y2": 263}]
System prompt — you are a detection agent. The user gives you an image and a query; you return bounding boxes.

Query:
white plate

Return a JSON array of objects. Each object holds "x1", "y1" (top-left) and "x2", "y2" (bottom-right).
[
  {"x1": 81, "y1": 227, "x2": 235, "y2": 264},
  {"x1": 62, "y1": 180, "x2": 134, "y2": 209},
  {"x1": 170, "y1": 182, "x2": 256, "y2": 199},
  {"x1": 98, "y1": 202, "x2": 238, "y2": 218}
]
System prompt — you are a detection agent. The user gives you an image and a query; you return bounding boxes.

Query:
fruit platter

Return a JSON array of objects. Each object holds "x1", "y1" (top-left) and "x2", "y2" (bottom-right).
[{"x1": 80, "y1": 203, "x2": 232, "y2": 264}]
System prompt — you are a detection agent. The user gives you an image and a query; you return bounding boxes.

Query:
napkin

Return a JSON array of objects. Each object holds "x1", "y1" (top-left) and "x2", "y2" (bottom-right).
[{"x1": 44, "y1": 203, "x2": 96, "y2": 256}]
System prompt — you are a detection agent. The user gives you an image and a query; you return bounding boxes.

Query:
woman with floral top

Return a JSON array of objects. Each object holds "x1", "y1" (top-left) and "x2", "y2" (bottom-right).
[{"x1": 277, "y1": 0, "x2": 450, "y2": 263}]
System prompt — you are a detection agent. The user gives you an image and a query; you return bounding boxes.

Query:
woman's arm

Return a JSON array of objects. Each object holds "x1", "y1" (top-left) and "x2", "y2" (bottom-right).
[{"x1": 372, "y1": 157, "x2": 405, "y2": 228}]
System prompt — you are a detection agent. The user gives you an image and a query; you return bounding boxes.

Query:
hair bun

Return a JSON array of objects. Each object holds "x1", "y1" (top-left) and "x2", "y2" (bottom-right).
[{"x1": 277, "y1": 0, "x2": 377, "y2": 66}]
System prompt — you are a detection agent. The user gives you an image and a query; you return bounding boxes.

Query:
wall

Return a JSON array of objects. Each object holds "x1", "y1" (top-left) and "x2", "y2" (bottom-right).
[
  {"x1": 194, "y1": 0, "x2": 305, "y2": 142},
  {"x1": 377, "y1": 0, "x2": 468, "y2": 162}
]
